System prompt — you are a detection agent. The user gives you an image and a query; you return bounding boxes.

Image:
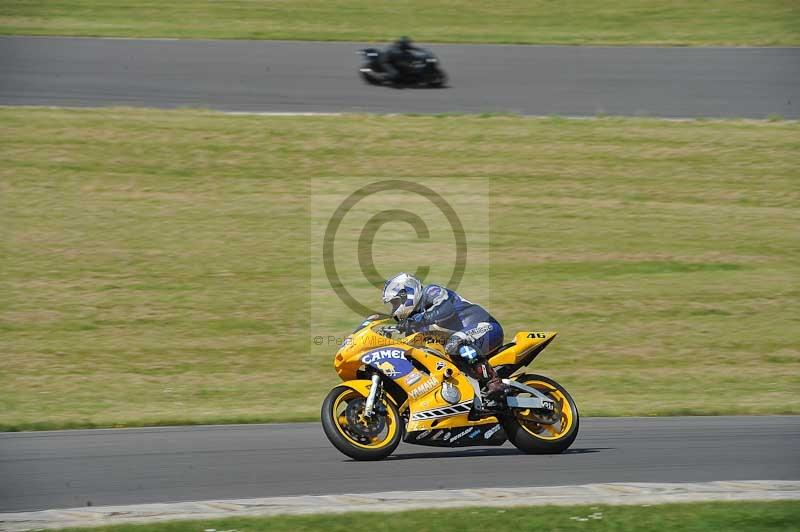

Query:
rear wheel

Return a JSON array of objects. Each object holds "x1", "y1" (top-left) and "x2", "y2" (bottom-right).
[
  {"x1": 321, "y1": 385, "x2": 402, "y2": 461},
  {"x1": 503, "y1": 374, "x2": 579, "y2": 454}
]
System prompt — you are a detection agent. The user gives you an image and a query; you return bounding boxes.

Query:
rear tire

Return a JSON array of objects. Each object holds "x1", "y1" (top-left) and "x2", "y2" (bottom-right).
[
  {"x1": 502, "y1": 374, "x2": 579, "y2": 454},
  {"x1": 321, "y1": 385, "x2": 402, "y2": 461}
]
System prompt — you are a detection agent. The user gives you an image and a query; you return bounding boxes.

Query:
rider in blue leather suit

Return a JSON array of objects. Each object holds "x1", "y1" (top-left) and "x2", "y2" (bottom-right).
[{"x1": 382, "y1": 272, "x2": 508, "y2": 398}]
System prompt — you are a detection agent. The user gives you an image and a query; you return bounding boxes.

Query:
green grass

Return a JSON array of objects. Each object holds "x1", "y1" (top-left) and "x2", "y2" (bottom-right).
[
  {"x1": 58, "y1": 501, "x2": 800, "y2": 532},
  {"x1": 1, "y1": 107, "x2": 799, "y2": 431},
  {"x1": 1, "y1": 1, "x2": 799, "y2": 45}
]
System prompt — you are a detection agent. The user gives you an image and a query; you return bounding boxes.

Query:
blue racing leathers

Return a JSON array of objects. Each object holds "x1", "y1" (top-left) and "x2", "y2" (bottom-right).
[{"x1": 405, "y1": 284, "x2": 503, "y2": 362}]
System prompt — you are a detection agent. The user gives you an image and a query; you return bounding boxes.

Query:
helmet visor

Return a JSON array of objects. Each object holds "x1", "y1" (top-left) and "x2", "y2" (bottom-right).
[{"x1": 386, "y1": 295, "x2": 404, "y2": 315}]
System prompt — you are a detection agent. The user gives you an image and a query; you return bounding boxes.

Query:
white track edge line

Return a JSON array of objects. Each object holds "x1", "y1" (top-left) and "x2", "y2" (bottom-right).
[
  {"x1": 1, "y1": 104, "x2": 796, "y2": 122},
  {"x1": 1, "y1": 480, "x2": 799, "y2": 531},
  {"x1": 4, "y1": 36, "x2": 800, "y2": 50}
]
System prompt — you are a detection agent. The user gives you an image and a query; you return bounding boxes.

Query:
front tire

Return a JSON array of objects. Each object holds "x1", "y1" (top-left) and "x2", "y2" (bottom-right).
[
  {"x1": 503, "y1": 374, "x2": 579, "y2": 454},
  {"x1": 432, "y1": 72, "x2": 448, "y2": 88},
  {"x1": 321, "y1": 385, "x2": 402, "y2": 461}
]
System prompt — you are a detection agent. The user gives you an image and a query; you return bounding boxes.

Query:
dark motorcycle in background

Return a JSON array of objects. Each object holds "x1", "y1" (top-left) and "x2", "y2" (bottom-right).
[{"x1": 358, "y1": 47, "x2": 448, "y2": 88}]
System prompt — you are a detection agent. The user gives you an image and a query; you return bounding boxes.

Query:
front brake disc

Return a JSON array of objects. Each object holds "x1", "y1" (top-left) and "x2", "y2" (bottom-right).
[{"x1": 345, "y1": 398, "x2": 386, "y2": 437}]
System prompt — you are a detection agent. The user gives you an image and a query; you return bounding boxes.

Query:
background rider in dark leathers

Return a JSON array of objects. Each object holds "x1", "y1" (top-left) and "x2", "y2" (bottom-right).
[
  {"x1": 382, "y1": 272, "x2": 510, "y2": 402},
  {"x1": 379, "y1": 36, "x2": 423, "y2": 84}
]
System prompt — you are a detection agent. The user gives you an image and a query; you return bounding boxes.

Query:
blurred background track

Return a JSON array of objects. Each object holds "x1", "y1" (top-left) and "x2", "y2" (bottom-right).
[{"x1": 0, "y1": 37, "x2": 798, "y2": 118}]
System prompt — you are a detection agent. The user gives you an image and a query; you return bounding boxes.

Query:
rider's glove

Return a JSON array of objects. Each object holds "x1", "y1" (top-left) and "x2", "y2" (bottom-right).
[
  {"x1": 400, "y1": 313, "x2": 424, "y2": 334},
  {"x1": 409, "y1": 312, "x2": 426, "y2": 324},
  {"x1": 397, "y1": 320, "x2": 413, "y2": 335}
]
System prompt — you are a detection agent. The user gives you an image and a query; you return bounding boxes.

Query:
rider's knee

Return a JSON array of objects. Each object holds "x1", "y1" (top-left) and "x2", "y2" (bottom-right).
[
  {"x1": 446, "y1": 332, "x2": 480, "y2": 364},
  {"x1": 458, "y1": 344, "x2": 479, "y2": 363},
  {"x1": 445, "y1": 332, "x2": 467, "y2": 356}
]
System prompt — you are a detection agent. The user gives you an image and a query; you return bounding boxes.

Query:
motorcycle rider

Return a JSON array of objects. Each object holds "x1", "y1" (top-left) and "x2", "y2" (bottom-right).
[
  {"x1": 378, "y1": 36, "x2": 423, "y2": 84},
  {"x1": 382, "y1": 272, "x2": 510, "y2": 402}
]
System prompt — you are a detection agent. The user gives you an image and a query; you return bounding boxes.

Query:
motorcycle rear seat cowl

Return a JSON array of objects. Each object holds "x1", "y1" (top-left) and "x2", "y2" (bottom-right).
[{"x1": 489, "y1": 331, "x2": 558, "y2": 368}]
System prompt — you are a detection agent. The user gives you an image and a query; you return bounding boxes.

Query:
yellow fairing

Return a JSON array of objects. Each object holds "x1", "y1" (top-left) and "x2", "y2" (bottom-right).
[
  {"x1": 338, "y1": 379, "x2": 397, "y2": 405},
  {"x1": 406, "y1": 413, "x2": 497, "y2": 433},
  {"x1": 332, "y1": 321, "x2": 557, "y2": 435},
  {"x1": 403, "y1": 370, "x2": 495, "y2": 433},
  {"x1": 333, "y1": 320, "x2": 458, "y2": 397},
  {"x1": 333, "y1": 319, "x2": 399, "y2": 381},
  {"x1": 489, "y1": 331, "x2": 557, "y2": 368}
]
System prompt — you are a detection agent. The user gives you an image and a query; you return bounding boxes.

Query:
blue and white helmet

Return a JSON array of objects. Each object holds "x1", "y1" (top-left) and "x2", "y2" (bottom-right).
[{"x1": 382, "y1": 272, "x2": 423, "y2": 320}]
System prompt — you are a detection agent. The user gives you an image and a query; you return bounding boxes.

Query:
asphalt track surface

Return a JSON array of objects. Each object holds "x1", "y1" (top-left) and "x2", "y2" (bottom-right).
[
  {"x1": 1, "y1": 416, "x2": 798, "y2": 513},
  {"x1": 1, "y1": 36, "x2": 799, "y2": 118}
]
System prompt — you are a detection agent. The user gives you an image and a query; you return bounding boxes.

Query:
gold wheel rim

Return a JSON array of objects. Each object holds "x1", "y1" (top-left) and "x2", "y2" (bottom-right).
[
  {"x1": 515, "y1": 380, "x2": 574, "y2": 440},
  {"x1": 331, "y1": 389, "x2": 398, "y2": 450}
]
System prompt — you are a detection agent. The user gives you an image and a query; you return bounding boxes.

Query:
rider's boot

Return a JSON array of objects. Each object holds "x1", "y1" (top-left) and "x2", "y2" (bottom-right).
[
  {"x1": 467, "y1": 359, "x2": 511, "y2": 420},
  {"x1": 474, "y1": 359, "x2": 510, "y2": 401}
]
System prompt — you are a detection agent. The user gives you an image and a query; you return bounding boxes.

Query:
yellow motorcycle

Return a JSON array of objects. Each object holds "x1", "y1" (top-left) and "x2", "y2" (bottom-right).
[{"x1": 321, "y1": 316, "x2": 578, "y2": 460}]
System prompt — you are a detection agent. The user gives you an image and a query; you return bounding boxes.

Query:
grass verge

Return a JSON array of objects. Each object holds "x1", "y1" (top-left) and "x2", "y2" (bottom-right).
[
  {"x1": 57, "y1": 501, "x2": 800, "y2": 531},
  {"x1": 1, "y1": 1, "x2": 799, "y2": 46},
  {"x1": 1, "y1": 108, "x2": 799, "y2": 431}
]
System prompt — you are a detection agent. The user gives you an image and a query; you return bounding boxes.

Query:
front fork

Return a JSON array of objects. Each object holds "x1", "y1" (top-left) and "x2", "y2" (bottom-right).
[{"x1": 363, "y1": 373, "x2": 382, "y2": 418}]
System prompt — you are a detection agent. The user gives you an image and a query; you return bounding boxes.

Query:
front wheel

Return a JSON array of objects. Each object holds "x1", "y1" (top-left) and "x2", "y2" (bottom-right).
[
  {"x1": 321, "y1": 385, "x2": 402, "y2": 461},
  {"x1": 502, "y1": 374, "x2": 579, "y2": 454},
  {"x1": 428, "y1": 69, "x2": 448, "y2": 88}
]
